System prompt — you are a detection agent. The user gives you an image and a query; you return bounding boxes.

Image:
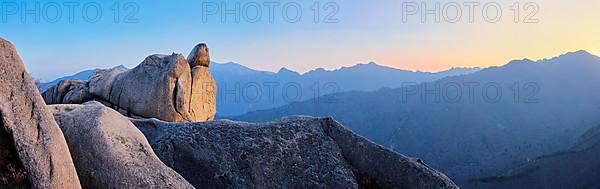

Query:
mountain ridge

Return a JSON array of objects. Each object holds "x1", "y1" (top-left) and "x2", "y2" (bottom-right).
[
  {"x1": 40, "y1": 61, "x2": 481, "y2": 116},
  {"x1": 469, "y1": 123, "x2": 600, "y2": 189},
  {"x1": 233, "y1": 50, "x2": 600, "y2": 186}
]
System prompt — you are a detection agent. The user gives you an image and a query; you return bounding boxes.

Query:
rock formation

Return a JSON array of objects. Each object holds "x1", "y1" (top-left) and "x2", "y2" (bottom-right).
[
  {"x1": 188, "y1": 44, "x2": 217, "y2": 121},
  {"x1": 16, "y1": 37, "x2": 459, "y2": 188},
  {"x1": 42, "y1": 43, "x2": 217, "y2": 122},
  {"x1": 187, "y1": 43, "x2": 211, "y2": 67},
  {"x1": 42, "y1": 79, "x2": 91, "y2": 104},
  {"x1": 49, "y1": 102, "x2": 194, "y2": 189},
  {"x1": 132, "y1": 116, "x2": 459, "y2": 189},
  {"x1": 0, "y1": 38, "x2": 82, "y2": 188}
]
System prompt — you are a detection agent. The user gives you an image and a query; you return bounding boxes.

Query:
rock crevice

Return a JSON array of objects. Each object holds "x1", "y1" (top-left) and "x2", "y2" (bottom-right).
[
  {"x1": 131, "y1": 116, "x2": 459, "y2": 189},
  {"x1": 49, "y1": 102, "x2": 194, "y2": 189}
]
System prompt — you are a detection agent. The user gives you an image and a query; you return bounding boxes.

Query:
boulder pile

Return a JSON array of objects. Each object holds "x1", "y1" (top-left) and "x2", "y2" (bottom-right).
[{"x1": 42, "y1": 44, "x2": 217, "y2": 123}]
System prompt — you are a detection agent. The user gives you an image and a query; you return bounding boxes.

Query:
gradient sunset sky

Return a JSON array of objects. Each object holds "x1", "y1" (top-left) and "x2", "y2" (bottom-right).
[{"x1": 2, "y1": 0, "x2": 599, "y2": 80}]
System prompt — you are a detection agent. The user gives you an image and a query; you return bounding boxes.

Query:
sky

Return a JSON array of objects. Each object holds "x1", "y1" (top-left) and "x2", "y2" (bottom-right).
[{"x1": 1, "y1": 0, "x2": 600, "y2": 80}]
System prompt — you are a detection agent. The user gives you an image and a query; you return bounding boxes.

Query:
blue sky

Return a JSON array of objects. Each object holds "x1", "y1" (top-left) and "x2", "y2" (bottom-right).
[{"x1": 2, "y1": 0, "x2": 599, "y2": 80}]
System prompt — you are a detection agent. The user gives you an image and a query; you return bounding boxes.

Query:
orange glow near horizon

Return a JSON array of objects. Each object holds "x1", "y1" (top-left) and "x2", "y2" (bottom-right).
[
  {"x1": 292, "y1": 0, "x2": 600, "y2": 73},
  {"x1": 6, "y1": 0, "x2": 600, "y2": 79}
]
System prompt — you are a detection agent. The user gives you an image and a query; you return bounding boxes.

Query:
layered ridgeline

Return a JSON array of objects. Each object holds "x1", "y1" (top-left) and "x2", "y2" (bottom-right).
[
  {"x1": 235, "y1": 50, "x2": 600, "y2": 186},
  {"x1": 5, "y1": 38, "x2": 459, "y2": 188},
  {"x1": 38, "y1": 61, "x2": 480, "y2": 117},
  {"x1": 471, "y1": 124, "x2": 600, "y2": 188},
  {"x1": 211, "y1": 62, "x2": 480, "y2": 116},
  {"x1": 36, "y1": 65, "x2": 128, "y2": 93}
]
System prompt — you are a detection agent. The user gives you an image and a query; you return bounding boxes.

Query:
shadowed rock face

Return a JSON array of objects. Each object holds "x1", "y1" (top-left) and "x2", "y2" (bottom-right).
[
  {"x1": 42, "y1": 43, "x2": 217, "y2": 122},
  {"x1": 132, "y1": 116, "x2": 459, "y2": 189},
  {"x1": 0, "y1": 38, "x2": 82, "y2": 188},
  {"x1": 49, "y1": 102, "x2": 194, "y2": 189},
  {"x1": 0, "y1": 121, "x2": 30, "y2": 188}
]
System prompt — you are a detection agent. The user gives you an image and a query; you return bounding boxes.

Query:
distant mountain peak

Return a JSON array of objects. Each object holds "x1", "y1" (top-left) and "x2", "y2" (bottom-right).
[
  {"x1": 570, "y1": 49, "x2": 593, "y2": 56},
  {"x1": 112, "y1": 65, "x2": 128, "y2": 70},
  {"x1": 504, "y1": 58, "x2": 536, "y2": 67},
  {"x1": 448, "y1": 66, "x2": 482, "y2": 70},
  {"x1": 220, "y1": 61, "x2": 238, "y2": 65},
  {"x1": 555, "y1": 50, "x2": 596, "y2": 59},
  {"x1": 313, "y1": 68, "x2": 327, "y2": 72},
  {"x1": 357, "y1": 61, "x2": 382, "y2": 66},
  {"x1": 539, "y1": 50, "x2": 600, "y2": 64},
  {"x1": 350, "y1": 62, "x2": 399, "y2": 71},
  {"x1": 361, "y1": 62, "x2": 385, "y2": 68},
  {"x1": 277, "y1": 67, "x2": 300, "y2": 76}
]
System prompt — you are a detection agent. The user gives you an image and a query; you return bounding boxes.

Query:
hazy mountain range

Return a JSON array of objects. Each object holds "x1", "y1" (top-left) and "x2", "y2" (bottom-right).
[
  {"x1": 471, "y1": 124, "x2": 600, "y2": 188},
  {"x1": 37, "y1": 50, "x2": 600, "y2": 188},
  {"x1": 38, "y1": 62, "x2": 480, "y2": 117},
  {"x1": 37, "y1": 65, "x2": 128, "y2": 92},
  {"x1": 211, "y1": 62, "x2": 480, "y2": 116},
  {"x1": 233, "y1": 50, "x2": 600, "y2": 186}
]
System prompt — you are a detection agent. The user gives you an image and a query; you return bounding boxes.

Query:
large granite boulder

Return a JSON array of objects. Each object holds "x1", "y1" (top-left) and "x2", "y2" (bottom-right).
[
  {"x1": 188, "y1": 43, "x2": 217, "y2": 120},
  {"x1": 103, "y1": 53, "x2": 196, "y2": 121},
  {"x1": 189, "y1": 69, "x2": 217, "y2": 120},
  {"x1": 132, "y1": 116, "x2": 458, "y2": 189},
  {"x1": 49, "y1": 102, "x2": 194, "y2": 189},
  {"x1": 0, "y1": 38, "x2": 82, "y2": 188},
  {"x1": 187, "y1": 43, "x2": 211, "y2": 67},
  {"x1": 42, "y1": 43, "x2": 217, "y2": 122},
  {"x1": 87, "y1": 67, "x2": 127, "y2": 100}
]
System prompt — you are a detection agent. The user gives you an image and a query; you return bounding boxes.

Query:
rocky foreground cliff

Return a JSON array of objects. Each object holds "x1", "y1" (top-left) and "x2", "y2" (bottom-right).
[
  {"x1": 0, "y1": 38, "x2": 81, "y2": 188},
  {"x1": 132, "y1": 116, "x2": 457, "y2": 188},
  {"x1": 0, "y1": 37, "x2": 458, "y2": 188}
]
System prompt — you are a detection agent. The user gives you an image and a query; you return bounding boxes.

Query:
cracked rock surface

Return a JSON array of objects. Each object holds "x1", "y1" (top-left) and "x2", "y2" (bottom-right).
[
  {"x1": 49, "y1": 102, "x2": 194, "y2": 189},
  {"x1": 132, "y1": 116, "x2": 459, "y2": 189},
  {"x1": 0, "y1": 38, "x2": 81, "y2": 188}
]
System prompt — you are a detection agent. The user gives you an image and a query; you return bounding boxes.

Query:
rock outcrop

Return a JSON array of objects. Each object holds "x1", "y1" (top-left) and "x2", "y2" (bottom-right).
[
  {"x1": 132, "y1": 116, "x2": 459, "y2": 189},
  {"x1": 49, "y1": 102, "x2": 194, "y2": 189},
  {"x1": 42, "y1": 43, "x2": 217, "y2": 122},
  {"x1": 0, "y1": 38, "x2": 82, "y2": 188},
  {"x1": 42, "y1": 79, "x2": 91, "y2": 104},
  {"x1": 188, "y1": 43, "x2": 217, "y2": 121}
]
